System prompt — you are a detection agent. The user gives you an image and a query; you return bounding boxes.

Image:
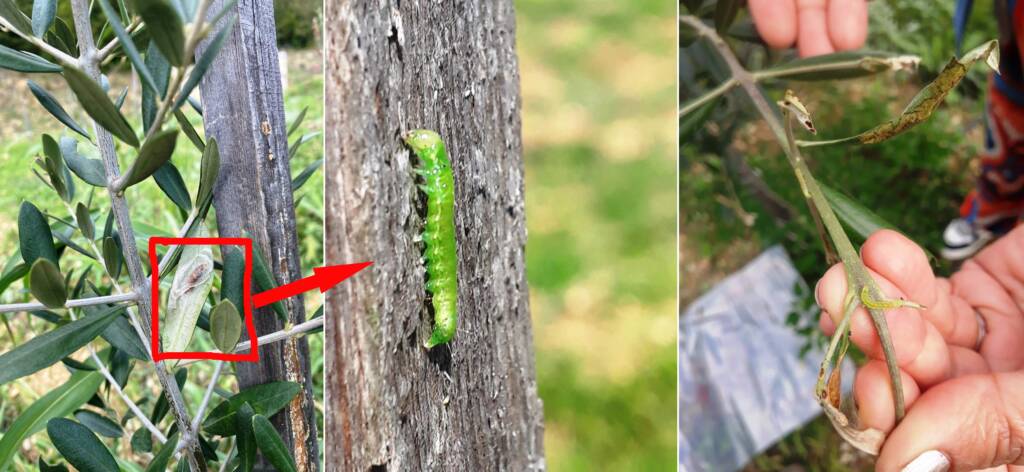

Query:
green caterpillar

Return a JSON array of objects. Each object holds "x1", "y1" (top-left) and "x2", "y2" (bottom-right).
[{"x1": 404, "y1": 129, "x2": 458, "y2": 348}]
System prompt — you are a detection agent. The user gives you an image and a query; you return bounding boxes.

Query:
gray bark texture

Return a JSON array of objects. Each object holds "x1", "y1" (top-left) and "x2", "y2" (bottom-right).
[
  {"x1": 197, "y1": 0, "x2": 320, "y2": 470},
  {"x1": 324, "y1": 1, "x2": 546, "y2": 471}
]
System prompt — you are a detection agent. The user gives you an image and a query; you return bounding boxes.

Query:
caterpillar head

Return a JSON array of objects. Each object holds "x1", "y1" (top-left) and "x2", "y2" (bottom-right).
[{"x1": 403, "y1": 129, "x2": 444, "y2": 156}]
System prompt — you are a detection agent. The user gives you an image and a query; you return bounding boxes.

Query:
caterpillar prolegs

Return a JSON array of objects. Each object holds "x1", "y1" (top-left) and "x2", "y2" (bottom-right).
[{"x1": 404, "y1": 129, "x2": 458, "y2": 348}]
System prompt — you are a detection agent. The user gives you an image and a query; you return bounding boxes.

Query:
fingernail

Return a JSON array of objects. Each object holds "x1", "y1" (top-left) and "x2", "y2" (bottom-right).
[
  {"x1": 901, "y1": 450, "x2": 950, "y2": 472},
  {"x1": 814, "y1": 278, "x2": 823, "y2": 307}
]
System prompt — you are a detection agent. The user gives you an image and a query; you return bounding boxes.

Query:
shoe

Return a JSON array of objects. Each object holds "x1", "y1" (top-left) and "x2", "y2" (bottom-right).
[
  {"x1": 941, "y1": 194, "x2": 1020, "y2": 260},
  {"x1": 941, "y1": 218, "x2": 996, "y2": 261}
]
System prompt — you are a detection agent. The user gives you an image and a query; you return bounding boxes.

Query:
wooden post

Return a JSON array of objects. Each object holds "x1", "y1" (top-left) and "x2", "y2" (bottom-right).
[
  {"x1": 324, "y1": 1, "x2": 546, "y2": 470},
  {"x1": 196, "y1": 0, "x2": 320, "y2": 470}
]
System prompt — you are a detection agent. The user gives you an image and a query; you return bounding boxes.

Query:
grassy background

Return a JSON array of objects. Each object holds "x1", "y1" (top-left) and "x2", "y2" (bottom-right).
[
  {"x1": 681, "y1": 1, "x2": 998, "y2": 469},
  {"x1": 518, "y1": 0, "x2": 676, "y2": 469}
]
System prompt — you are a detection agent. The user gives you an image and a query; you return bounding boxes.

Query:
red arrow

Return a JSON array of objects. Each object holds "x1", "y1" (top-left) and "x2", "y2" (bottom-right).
[{"x1": 252, "y1": 262, "x2": 373, "y2": 308}]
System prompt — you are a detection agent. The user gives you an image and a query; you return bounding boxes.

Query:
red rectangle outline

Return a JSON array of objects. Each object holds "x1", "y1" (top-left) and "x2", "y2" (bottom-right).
[{"x1": 149, "y1": 237, "x2": 258, "y2": 362}]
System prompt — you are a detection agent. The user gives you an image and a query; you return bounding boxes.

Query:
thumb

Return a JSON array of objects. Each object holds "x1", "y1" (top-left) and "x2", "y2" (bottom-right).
[{"x1": 877, "y1": 371, "x2": 1024, "y2": 471}]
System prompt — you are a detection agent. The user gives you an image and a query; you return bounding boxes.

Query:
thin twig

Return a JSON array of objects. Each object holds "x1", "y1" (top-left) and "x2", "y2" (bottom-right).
[
  {"x1": 680, "y1": 77, "x2": 736, "y2": 117},
  {"x1": 176, "y1": 317, "x2": 323, "y2": 367},
  {"x1": 680, "y1": 15, "x2": 907, "y2": 421},
  {"x1": 0, "y1": 292, "x2": 138, "y2": 314},
  {"x1": 191, "y1": 360, "x2": 224, "y2": 432},
  {"x1": 95, "y1": 18, "x2": 143, "y2": 61},
  {"x1": 0, "y1": 18, "x2": 78, "y2": 66}
]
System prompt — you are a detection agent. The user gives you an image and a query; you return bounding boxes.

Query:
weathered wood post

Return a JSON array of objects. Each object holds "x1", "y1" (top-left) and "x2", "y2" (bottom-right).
[{"x1": 197, "y1": 0, "x2": 320, "y2": 470}]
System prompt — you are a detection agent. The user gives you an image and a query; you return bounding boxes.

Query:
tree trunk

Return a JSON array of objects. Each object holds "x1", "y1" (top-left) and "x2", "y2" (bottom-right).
[
  {"x1": 197, "y1": 0, "x2": 320, "y2": 470},
  {"x1": 324, "y1": 1, "x2": 545, "y2": 471}
]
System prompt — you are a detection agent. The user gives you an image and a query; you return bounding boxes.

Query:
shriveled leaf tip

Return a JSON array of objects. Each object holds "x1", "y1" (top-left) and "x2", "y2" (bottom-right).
[{"x1": 778, "y1": 90, "x2": 817, "y2": 134}]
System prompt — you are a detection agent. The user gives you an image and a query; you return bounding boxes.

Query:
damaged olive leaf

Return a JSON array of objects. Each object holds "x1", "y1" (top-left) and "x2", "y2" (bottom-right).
[
  {"x1": 799, "y1": 40, "x2": 1000, "y2": 147},
  {"x1": 162, "y1": 224, "x2": 214, "y2": 352},
  {"x1": 756, "y1": 51, "x2": 921, "y2": 82}
]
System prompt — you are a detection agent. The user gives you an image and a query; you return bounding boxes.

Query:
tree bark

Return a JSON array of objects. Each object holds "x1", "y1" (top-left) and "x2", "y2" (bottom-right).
[
  {"x1": 197, "y1": 0, "x2": 320, "y2": 470},
  {"x1": 324, "y1": 1, "x2": 545, "y2": 471}
]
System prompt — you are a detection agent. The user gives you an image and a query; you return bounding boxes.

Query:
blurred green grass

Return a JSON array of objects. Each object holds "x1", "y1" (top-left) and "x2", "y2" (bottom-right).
[
  {"x1": 517, "y1": 0, "x2": 676, "y2": 469},
  {"x1": 0, "y1": 49, "x2": 323, "y2": 469}
]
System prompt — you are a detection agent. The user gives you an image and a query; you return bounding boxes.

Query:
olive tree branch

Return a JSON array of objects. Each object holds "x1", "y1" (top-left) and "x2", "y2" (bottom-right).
[
  {"x1": 67, "y1": 0, "x2": 206, "y2": 469},
  {"x1": 680, "y1": 14, "x2": 908, "y2": 421},
  {"x1": 0, "y1": 292, "x2": 138, "y2": 314},
  {"x1": 0, "y1": 18, "x2": 78, "y2": 66},
  {"x1": 190, "y1": 360, "x2": 224, "y2": 432},
  {"x1": 176, "y1": 317, "x2": 324, "y2": 367}
]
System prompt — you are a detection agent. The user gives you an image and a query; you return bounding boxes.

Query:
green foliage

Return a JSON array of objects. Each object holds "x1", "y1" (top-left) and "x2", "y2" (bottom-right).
[
  {"x1": 251, "y1": 414, "x2": 298, "y2": 472},
  {"x1": 273, "y1": 0, "x2": 319, "y2": 48},
  {"x1": 46, "y1": 418, "x2": 118, "y2": 472},
  {"x1": 202, "y1": 381, "x2": 302, "y2": 436}
]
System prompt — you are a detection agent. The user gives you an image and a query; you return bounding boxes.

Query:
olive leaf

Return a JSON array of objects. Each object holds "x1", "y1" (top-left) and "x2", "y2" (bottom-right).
[
  {"x1": 174, "y1": 109, "x2": 205, "y2": 151},
  {"x1": 251, "y1": 414, "x2": 298, "y2": 472},
  {"x1": 142, "y1": 41, "x2": 171, "y2": 133},
  {"x1": 799, "y1": 40, "x2": 1000, "y2": 147},
  {"x1": 75, "y1": 202, "x2": 94, "y2": 240},
  {"x1": 0, "y1": 0, "x2": 33, "y2": 36},
  {"x1": 130, "y1": 427, "x2": 152, "y2": 453},
  {"x1": 162, "y1": 226, "x2": 214, "y2": 352},
  {"x1": 195, "y1": 136, "x2": 219, "y2": 218},
  {"x1": 132, "y1": 0, "x2": 185, "y2": 66},
  {"x1": 28, "y1": 82, "x2": 91, "y2": 140},
  {"x1": 18, "y1": 201, "x2": 59, "y2": 267},
  {"x1": 46, "y1": 418, "x2": 119, "y2": 472},
  {"x1": 30, "y1": 258, "x2": 66, "y2": 308},
  {"x1": 30, "y1": 0, "x2": 56, "y2": 37},
  {"x1": 40, "y1": 133, "x2": 72, "y2": 202},
  {"x1": 61, "y1": 137, "x2": 107, "y2": 187},
  {"x1": 250, "y1": 240, "x2": 287, "y2": 322},
  {"x1": 757, "y1": 51, "x2": 920, "y2": 82},
  {"x1": 235, "y1": 402, "x2": 257, "y2": 472},
  {"x1": 102, "y1": 236, "x2": 122, "y2": 280},
  {"x1": 63, "y1": 66, "x2": 139, "y2": 148},
  {"x1": 287, "y1": 106, "x2": 308, "y2": 138},
  {"x1": 153, "y1": 162, "x2": 193, "y2": 213},
  {"x1": 0, "y1": 305, "x2": 121, "y2": 385},
  {"x1": 0, "y1": 371, "x2": 102, "y2": 470},
  {"x1": 288, "y1": 132, "x2": 319, "y2": 159},
  {"x1": 291, "y1": 158, "x2": 323, "y2": 191},
  {"x1": 202, "y1": 381, "x2": 301, "y2": 436},
  {"x1": 210, "y1": 299, "x2": 242, "y2": 353},
  {"x1": 116, "y1": 128, "x2": 178, "y2": 190},
  {"x1": 221, "y1": 246, "x2": 245, "y2": 314},
  {"x1": 0, "y1": 44, "x2": 60, "y2": 72},
  {"x1": 73, "y1": 410, "x2": 123, "y2": 438}
]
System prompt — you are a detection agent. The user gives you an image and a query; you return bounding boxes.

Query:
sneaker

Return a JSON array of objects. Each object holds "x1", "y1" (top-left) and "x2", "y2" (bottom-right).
[
  {"x1": 942, "y1": 195, "x2": 1020, "y2": 260},
  {"x1": 941, "y1": 218, "x2": 996, "y2": 261}
]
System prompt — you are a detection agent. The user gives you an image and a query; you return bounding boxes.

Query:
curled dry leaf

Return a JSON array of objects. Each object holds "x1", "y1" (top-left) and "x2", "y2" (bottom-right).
[
  {"x1": 800, "y1": 40, "x2": 1000, "y2": 147},
  {"x1": 777, "y1": 90, "x2": 816, "y2": 134}
]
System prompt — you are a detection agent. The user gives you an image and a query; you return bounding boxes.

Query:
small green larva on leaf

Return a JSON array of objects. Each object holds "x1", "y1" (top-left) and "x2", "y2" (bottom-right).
[{"x1": 404, "y1": 129, "x2": 458, "y2": 348}]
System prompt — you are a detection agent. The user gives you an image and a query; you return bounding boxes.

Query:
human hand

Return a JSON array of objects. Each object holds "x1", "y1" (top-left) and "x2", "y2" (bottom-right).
[
  {"x1": 816, "y1": 229, "x2": 1024, "y2": 471},
  {"x1": 749, "y1": 0, "x2": 868, "y2": 57}
]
